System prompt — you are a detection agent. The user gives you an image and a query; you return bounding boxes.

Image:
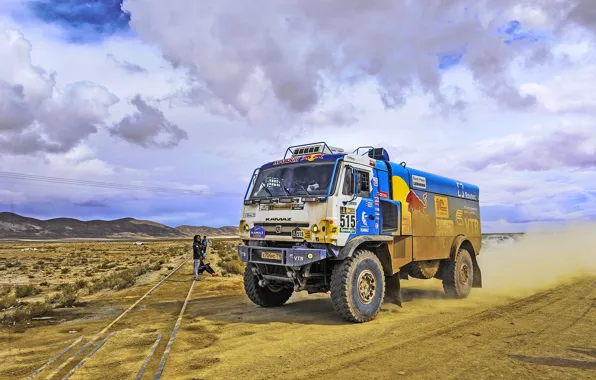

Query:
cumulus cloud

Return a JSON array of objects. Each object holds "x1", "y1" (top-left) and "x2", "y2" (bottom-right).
[
  {"x1": 467, "y1": 122, "x2": 596, "y2": 171},
  {"x1": 109, "y1": 94, "x2": 188, "y2": 148},
  {"x1": 520, "y1": 65, "x2": 596, "y2": 114},
  {"x1": 122, "y1": 0, "x2": 596, "y2": 124},
  {"x1": 0, "y1": 29, "x2": 119, "y2": 155},
  {"x1": 107, "y1": 53, "x2": 147, "y2": 74}
]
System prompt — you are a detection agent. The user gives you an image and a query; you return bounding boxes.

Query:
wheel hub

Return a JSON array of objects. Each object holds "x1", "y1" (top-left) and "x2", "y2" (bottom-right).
[
  {"x1": 357, "y1": 270, "x2": 376, "y2": 304},
  {"x1": 267, "y1": 284, "x2": 284, "y2": 292},
  {"x1": 460, "y1": 263, "x2": 470, "y2": 285}
]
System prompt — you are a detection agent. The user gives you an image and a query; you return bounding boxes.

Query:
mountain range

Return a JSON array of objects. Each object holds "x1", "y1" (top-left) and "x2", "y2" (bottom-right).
[{"x1": 0, "y1": 212, "x2": 238, "y2": 240}]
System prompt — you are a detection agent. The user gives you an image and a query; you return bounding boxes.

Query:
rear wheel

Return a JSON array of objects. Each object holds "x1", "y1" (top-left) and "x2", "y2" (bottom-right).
[
  {"x1": 243, "y1": 263, "x2": 293, "y2": 307},
  {"x1": 330, "y1": 250, "x2": 385, "y2": 323},
  {"x1": 441, "y1": 248, "x2": 473, "y2": 298}
]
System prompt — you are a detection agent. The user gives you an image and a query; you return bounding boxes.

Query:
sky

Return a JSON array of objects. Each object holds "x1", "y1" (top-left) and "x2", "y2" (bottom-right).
[{"x1": 0, "y1": 0, "x2": 595, "y2": 232}]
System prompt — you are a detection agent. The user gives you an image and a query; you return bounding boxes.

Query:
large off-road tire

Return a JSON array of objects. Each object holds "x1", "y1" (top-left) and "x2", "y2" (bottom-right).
[
  {"x1": 407, "y1": 260, "x2": 440, "y2": 279},
  {"x1": 441, "y1": 248, "x2": 473, "y2": 299},
  {"x1": 243, "y1": 263, "x2": 293, "y2": 307},
  {"x1": 330, "y1": 250, "x2": 385, "y2": 323}
]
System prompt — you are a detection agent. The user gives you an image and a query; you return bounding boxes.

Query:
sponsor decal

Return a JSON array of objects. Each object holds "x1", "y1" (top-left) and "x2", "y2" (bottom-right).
[
  {"x1": 374, "y1": 196, "x2": 379, "y2": 206},
  {"x1": 340, "y1": 207, "x2": 355, "y2": 215},
  {"x1": 375, "y1": 222, "x2": 379, "y2": 229},
  {"x1": 366, "y1": 200, "x2": 373, "y2": 207},
  {"x1": 301, "y1": 153, "x2": 324, "y2": 162},
  {"x1": 434, "y1": 196, "x2": 449, "y2": 219},
  {"x1": 455, "y1": 209, "x2": 464, "y2": 225},
  {"x1": 360, "y1": 227, "x2": 369, "y2": 233},
  {"x1": 456, "y1": 182, "x2": 477, "y2": 200},
  {"x1": 243, "y1": 212, "x2": 256, "y2": 218},
  {"x1": 273, "y1": 157, "x2": 301, "y2": 165},
  {"x1": 259, "y1": 204, "x2": 271, "y2": 211},
  {"x1": 361, "y1": 211, "x2": 368, "y2": 227},
  {"x1": 265, "y1": 217, "x2": 291, "y2": 222},
  {"x1": 412, "y1": 175, "x2": 427, "y2": 189},
  {"x1": 292, "y1": 203, "x2": 304, "y2": 210},
  {"x1": 379, "y1": 191, "x2": 389, "y2": 199},
  {"x1": 292, "y1": 227, "x2": 304, "y2": 239},
  {"x1": 372, "y1": 177, "x2": 378, "y2": 186},
  {"x1": 331, "y1": 226, "x2": 338, "y2": 233},
  {"x1": 339, "y1": 227, "x2": 356, "y2": 233},
  {"x1": 406, "y1": 190, "x2": 428, "y2": 213},
  {"x1": 464, "y1": 218, "x2": 480, "y2": 234},
  {"x1": 250, "y1": 226, "x2": 265, "y2": 238},
  {"x1": 375, "y1": 207, "x2": 380, "y2": 212},
  {"x1": 275, "y1": 225, "x2": 282, "y2": 234},
  {"x1": 436, "y1": 219, "x2": 455, "y2": 236},
  {"x1": 347, "y1": 201, "x2": 358, "y2": 205},
  {"x1": 340, "y1": 207, "x2": 356, "y2": 231}
]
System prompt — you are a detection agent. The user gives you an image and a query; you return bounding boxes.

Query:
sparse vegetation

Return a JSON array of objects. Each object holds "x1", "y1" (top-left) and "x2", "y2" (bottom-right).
[
  {"x1": 211, "y1": 240, "x2": 244, "y2": 275},
  {"x1": 47, "y1": 285, "x2": 79, "y2": 307},
  {"x1": 15, "y1": 285, "x2": 39, "y2": 298},
  {"x1": 1, "y1": 301, "x2": 52, "y2": 325},
  {"x1": 0, "y1": 294, "x2": 18, "y2": 310}
]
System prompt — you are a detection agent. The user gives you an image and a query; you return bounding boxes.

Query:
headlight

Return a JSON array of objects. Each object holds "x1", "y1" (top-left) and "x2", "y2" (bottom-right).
[
  {"x1": 311, "y1": 224, "x2": 319, "y2": 233},
  {"x1": 243, "y1": 224, "x2": 250, "y2": 232}
]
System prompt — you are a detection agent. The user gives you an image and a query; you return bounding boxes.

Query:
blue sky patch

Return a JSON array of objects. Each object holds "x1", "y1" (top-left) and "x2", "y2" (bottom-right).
[{"x1": 26, "y1": 0, "x2": 131, "y2": 43}]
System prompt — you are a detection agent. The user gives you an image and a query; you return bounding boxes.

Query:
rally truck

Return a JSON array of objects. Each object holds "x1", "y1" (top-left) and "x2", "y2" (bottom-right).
[{"x1": 237, "y1": 142, "x2": 482, "y2": 323}]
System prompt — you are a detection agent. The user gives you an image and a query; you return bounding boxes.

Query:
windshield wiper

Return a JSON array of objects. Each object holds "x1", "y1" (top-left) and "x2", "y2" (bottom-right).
[
  {"x1": 294, "y1": 183, "x2": 311, "y2": 195},
  {"x1": 261, "y1": 184, "x2": 273, "y2": 196}
]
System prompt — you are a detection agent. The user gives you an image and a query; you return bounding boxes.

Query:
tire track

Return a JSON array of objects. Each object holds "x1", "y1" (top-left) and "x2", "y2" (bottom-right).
[{"x1": 26, "y1": 258, "x2": 194, "y2": 379}]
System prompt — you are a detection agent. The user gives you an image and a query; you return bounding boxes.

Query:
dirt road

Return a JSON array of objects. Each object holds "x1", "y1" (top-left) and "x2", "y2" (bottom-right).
[
  {"x1": 163, "y1": 273, "x2": 595, "y2": 380},
  {"x1": 2, "y1": 264, "x2": 595, "y2": 379}
]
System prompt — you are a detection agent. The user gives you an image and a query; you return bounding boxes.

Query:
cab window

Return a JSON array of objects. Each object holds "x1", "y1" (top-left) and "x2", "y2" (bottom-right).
[
  {"x1": 342, "y1": 166, "x2": 354, "y2": 195},
  {"x1": 357, "y1": 170, "x2": 370, "y2": 198}
]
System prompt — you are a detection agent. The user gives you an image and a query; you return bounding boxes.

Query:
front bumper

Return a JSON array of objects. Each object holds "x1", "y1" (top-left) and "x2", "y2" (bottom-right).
[{"x1": 237, "y1": 245, "x2": 328, "y2": 266}]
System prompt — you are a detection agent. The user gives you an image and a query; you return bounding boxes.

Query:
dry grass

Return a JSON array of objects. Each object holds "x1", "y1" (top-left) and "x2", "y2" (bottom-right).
[
  {"x1": 0, "y1": 240, "x2": 191, "y2": 325},
  {"x1": 209, "y1": 240, "x2": 245, "y2": 276}
]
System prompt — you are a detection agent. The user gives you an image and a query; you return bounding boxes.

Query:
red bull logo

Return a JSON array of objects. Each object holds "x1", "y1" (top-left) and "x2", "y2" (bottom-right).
[
  {"x1": 301, "y1": 153, "x2": 324, "y2": 162},
  {"x1": 406, "y1": 190, "x2": 427, "y2": 213}
]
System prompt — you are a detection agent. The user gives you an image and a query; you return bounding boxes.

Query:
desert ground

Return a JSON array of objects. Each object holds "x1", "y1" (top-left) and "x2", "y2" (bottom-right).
[{"x1": 0, "y1": 227, "x2": 595, "y2": 380}]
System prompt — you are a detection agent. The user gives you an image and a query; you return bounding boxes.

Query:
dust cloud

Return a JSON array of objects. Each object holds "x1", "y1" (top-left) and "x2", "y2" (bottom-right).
[{"x1": 478, "y1": 222, "x2": 596, "y2": 296}]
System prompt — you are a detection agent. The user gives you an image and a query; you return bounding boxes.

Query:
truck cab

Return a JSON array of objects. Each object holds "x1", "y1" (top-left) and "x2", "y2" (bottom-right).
[{"x1": 238, "y1": 142, "x2": 482, "y2": 323}]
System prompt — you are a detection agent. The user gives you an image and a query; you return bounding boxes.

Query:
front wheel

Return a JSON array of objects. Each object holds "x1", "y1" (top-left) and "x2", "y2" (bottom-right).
[
  {"x1": 243, "y1": 263, "x2": 293, "y2": 307},
  {"x1": 330, "y1": 250, "x2": 385, "y2": 323},
  {"x1": 441, "y1": 248, "x2": 473, "y2": 299}
]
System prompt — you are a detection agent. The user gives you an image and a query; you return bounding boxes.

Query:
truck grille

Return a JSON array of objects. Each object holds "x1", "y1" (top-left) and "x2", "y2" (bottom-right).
[{"x1": 257, "y1": 223, "x2": 310, "y2": 238}]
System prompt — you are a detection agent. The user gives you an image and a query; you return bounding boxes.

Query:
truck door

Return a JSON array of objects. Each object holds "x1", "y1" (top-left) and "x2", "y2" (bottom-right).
[{"x1": 339, "y1": 163, "x2": 379, "y2": 236}]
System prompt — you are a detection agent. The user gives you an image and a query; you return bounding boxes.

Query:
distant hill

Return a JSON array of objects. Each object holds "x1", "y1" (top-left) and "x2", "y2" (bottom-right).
[
  {"x1": 176, "y1": 225, "x2": 239, "y2": 237},
  {"x1": 0, "y1": 212, "x2": 238, "y2": 240}
]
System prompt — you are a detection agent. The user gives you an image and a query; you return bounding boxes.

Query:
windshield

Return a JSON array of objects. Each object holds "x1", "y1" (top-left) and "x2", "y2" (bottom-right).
[{"x1": 250, "y1": 162, "x2": 335, "y2": 198}]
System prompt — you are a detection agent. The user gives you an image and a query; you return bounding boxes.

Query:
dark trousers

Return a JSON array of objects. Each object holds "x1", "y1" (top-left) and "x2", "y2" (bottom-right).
[{"x1": 194, "y1": 259, "x2": 215, "y2": 276}]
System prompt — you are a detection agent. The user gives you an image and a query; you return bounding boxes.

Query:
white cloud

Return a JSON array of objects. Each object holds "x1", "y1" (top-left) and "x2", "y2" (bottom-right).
[
  {"x1": 520, "y1": 65, "x2": 596, "y2": 114},
  {"x1": 1, "y1": 1, "x2": 596, "y2": 229}
]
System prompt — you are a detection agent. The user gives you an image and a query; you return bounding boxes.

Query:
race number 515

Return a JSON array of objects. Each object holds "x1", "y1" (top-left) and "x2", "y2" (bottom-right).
[{"x1": 340, "y1": 214, "x2": 356, "y2": 228}]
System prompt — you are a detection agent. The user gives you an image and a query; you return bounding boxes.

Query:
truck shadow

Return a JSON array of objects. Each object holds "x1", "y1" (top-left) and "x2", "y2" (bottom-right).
[
  {"x1": 509, "y1": 347, "x2": 596, "y2": 370},
  {"x1": 183, "y1": 286, "x2": 448, "y2": 326}
]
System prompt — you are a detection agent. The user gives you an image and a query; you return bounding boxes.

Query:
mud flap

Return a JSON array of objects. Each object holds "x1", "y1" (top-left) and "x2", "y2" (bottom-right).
[{"x1": 384, "y1": 273, "x2": 402, "y2": 307}]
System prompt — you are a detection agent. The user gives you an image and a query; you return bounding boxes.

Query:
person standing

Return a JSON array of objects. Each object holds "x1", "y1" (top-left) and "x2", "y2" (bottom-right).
[
  {"x1": 201, "y1": 236, "x2": 208, "y2": 257},
  {"x1": 195, "y1": 235, "x2": 217, "y2": 281},
  {"x1": 193, "y1": 235, "x2": 202, "y2": 281}
]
